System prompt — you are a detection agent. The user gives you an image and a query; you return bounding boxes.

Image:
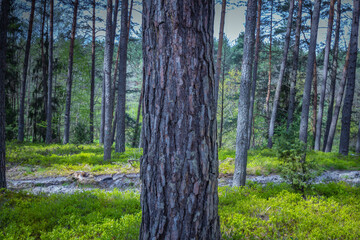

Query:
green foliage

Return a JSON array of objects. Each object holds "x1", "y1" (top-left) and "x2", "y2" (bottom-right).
[
  {"x1": 73, "y1": 122, "x2": 91, "y2": 144},
  {"x1": 274, "y1": 128, "x2": 322, "y2": 194},
  {"x1": 1, "y1": 183, "x2": 360, "y2": 239}
]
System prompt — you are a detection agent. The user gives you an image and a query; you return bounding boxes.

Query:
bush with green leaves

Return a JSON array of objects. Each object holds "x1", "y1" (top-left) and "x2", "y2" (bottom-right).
[{"x1": 274, "y1": 128, "x2": 323, "y2": 195}]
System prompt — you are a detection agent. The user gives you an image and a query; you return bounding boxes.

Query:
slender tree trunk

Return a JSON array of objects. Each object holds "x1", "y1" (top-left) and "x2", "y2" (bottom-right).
[
  {"x1": 40, "y1": 0, "x2": 47, "y2": 133},
  {"x1": 267, "y1": 0, "x2": 294, "y2": 148},
  {"x1": 18, "y1": 0, "x2": 36, "y2": 142},
  {"x1": 100, "y1": 82, "x2": 105, "y2": 144},
  {"x1": 339, "y1": 0, "x2": 360, "y2": 155},
  {"x1": 103, "y1": 0, "x2": 114, "y2": 161},
  {"x1": 356, "y1": 121, "x2": 360, "y2": 153},
  {"x1": 314, "y1": 0, "x2": 335, "y2": 150},
  {"x1": 265, "y1": 0, "x2": 273, "y2": 119},
  {"x1": 248, "y1": 0, "x2": 262, "y2": 149},
  {"x1": 325, "y1": 43, "x2": 351, "y2": 152},
  {"x1": 46, "y1": 0, "x2": 54, "y2": 144},
  {"x1": 0, "y1": 0, "x2": 10, "y2": 189},
  {"x1": 287, "y1": 0, "x2": 303, "y2": 129},
  {"x1": 323, "y1": 0, "x2": 341, "y2": 151},
  {"x1": 112, "y1": 0, "x2": 133, "y2": 146},
  {"x1": 131, "y1": 79, "x2": 144, "y2": 148},
  {"x1": 215, "y1": 0, "x2": 226, "y2": 107},
  {"x1": 219, "y1": 50, "x2": 226, "y2": 149},
  {"x1": 299, "y1": 0, "x2": 321, "y2": 144},
  {"x1": 115, "y1": 0, "x2": 129, "y2": 153},
  {"x1": 63, "y1": 0, "x2": 79, "y2": 144},
  {"x1": 140, "y1": 0, "x2": 220, "y2": 238},
  {"x1": 233, "y1": 0, "x2": 257, "y2": 187},
  {"x1": 312, "y1": 60, "x2": 318, "y2": 145},
  {"x1": 89, "y1": 0, "x2": 96, "y2": 143}
]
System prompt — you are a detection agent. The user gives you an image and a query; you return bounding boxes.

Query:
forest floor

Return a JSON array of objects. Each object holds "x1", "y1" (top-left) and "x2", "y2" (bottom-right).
[
  {"x1": 5, "y1": 142, "x2": 360, "y2": 194},
  {"x1": 2, "y1": 142, "x2": 360, "y2": 239}
]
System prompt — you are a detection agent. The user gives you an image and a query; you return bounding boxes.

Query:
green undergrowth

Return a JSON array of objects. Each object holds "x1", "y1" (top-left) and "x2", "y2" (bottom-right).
[
  {"x1": 1, "y1": 182, "x2": 359, "y2": 239},
  {"x1": 6, "y1": 142, "x2": 360, "y2": 178}
]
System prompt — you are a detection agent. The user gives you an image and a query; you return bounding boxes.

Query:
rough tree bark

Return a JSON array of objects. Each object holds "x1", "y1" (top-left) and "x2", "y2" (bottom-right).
[
  {"x1": 267, "y1": 0, "x2": 294, "y2": 148},
  {"x1": 140, "y1": 0, "x2": 220, "y2": 238},
  {"x1": 248, "y1": 0, "x2": 262, "y2": 149},
  {"x1": 103, "y1": 0, "x2": 113, "y2": 161},
  {"x1": 115, "y1": 0, "x2": 129, "y2": 153},
  {"x1": 323, "y1": 0, "x2": 341, "y2": 151},
  {"x1": 339, "y1": 0, "x2": 360, "y2": 155},
  {"x1": 0, "y1": 0, "x2": 10, "y2": 189},
  {"x1": 299, "y1": 0, "x2": 321, "y2": 144},
  {"x1": 287, "y1": 0, "x2": 303, "y2": 129},
  {"x1": 233, "y1": 0, "x2": 257, "y2": 187},
  {"x1": 63, "y1": 0, "x2": 79, "y2": 144},
  {"x1": 314, "y1": 0, "x2": 335, "y2": 150},
  {"x1": 265, "y1": 0, "x2": 273, "y2": 119},
  {"x1": 46, "y1": 0, "x2": 54, "y2": 144},
  {"x1": 18, "y1": 0, "x2": 36, "y2": 142},
  {"x1": 89, "y1": 0, "x2": 96, "y2": 143},
  {"x1": 215, "y1": 0, "x2": 226, "y2": 107}
]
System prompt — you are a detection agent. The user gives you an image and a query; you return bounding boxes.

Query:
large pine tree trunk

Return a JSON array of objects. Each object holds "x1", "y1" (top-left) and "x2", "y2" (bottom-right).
[
  {"x1": 63, "y1": 0, "x2": 79, "y2": 144},
  {"x1": 46, "y1": 0, "x2": 54, "y2": 144},
  {"x1": 140, "y1": 1, "x2": 220, "y2": 238},
  {"x1": 18, "y1": 0, "x2": 36, "y2": 142},
  {"x1": 115, "y1": 0, "x2": 129, "y2": 153},
  {"x1": 314, "y1": 0, "x2": 335, "y2": 150},
  {"x1": 214, "y1": 0, "x2": 226, "y2": 106},
  {"x1": 0, "y1": 0, "x2": 10, "y2": 189},
  {"x1": 267, "y1": 0, "x2": 294, "y2": 148},
  {"x1": 265, "y1": 0, "x2": 273, "y2": 119},
  {"x1": 339, "y1": 0, "x2": 360, "y2": 155},
  {"x1": 233, "y1": 0, "x2": 257, "y2": 187},
  {"x1": 89, "y1": 0, "x2": 96, "y2": 143},
  {"x1": 287, "y1": 0, "x2": 303, "y2": 129},
  {"x1": 248, "y1": 0, "x2": 262, "y2": 149},
  {"x1": 323, "y1": 0, "x2": 341, "y2": 151},
  {"x1": 299, "y1": 0, "x2": 321, "y2": 144},
  {"x1": 103, "y1": 0, "x2": 114, "y2": 161}
]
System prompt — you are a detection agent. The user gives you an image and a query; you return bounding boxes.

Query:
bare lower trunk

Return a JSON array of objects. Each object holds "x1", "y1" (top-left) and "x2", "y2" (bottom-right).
[
  {"x1": 89, "y1": 0, "x2": 96, "y2": 143},
  {"x1": 103, "y1": 0, "x2": 114, "y2": 161},
  {"x1": 132, "y1": 80, "x2": 144, "y2": 148},
  {"x1": 46, "y1": 0, "x2": 54, "y2": 144},
  {"x1": 314, "y1": 0, "x2": 335, "y2": 150},
  {"x1": 287, "y1": 0, "x2": 303, "y2": 129},
  {"x1": 299, "y1": 0, "x2": 321, "y2": 144},
  {"x1": 312, "y1": 60, "x2": 318, "y2": 145},
  {"x1": 265, "y1": 0, "x2": 273, "y2": 119},
  {"x1": 356, "y1": 121, "x2": 360, "y2": 153},
  {"x1": 248, "y1": 0, "x2": 262, "y2": 149},
  {"x1": 267, "y1": 0, "x2": 294, "y2": 148},
  {"x1": 339, "y1": 0, "x2": 360, "y2": 156},
  {"x1": 18, "y1": 0, "x2": 35, "y2": 142},
  {"x1": 115, "y1": 0, "x2": 129, "y2": 153},
  {"x1": 214, "y1": 0, "x2": 226, "y2": 106},
  {"x1": 219, "y1": 50, "x2": 226, "y2": 149},
  {"x1": 63, "y1": 0, "x2": 79, "y2": 144},
  {"x1": 233, "y1": 0, "x2": 257, "y2": 187},
  {"x1": 323, "y1": 0, "x2": 341, "y2": 151},
  {"x1": 41, "y1": 0, "x2": 48, "y2": 137},
  {"x1": 140, "y1": 1, "x2": 220, "y2": 238},
  {"x1": 324, "y1": 39, "x2": 351, "y2": 153},
  {"x1": 0, "y1": 0, "x2": 10, "y2": 189}
]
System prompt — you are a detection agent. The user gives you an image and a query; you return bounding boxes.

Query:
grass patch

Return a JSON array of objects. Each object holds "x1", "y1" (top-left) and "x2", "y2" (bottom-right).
[{"x1": 1, "y1": 183, "x2": 359, "y2": 239}]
